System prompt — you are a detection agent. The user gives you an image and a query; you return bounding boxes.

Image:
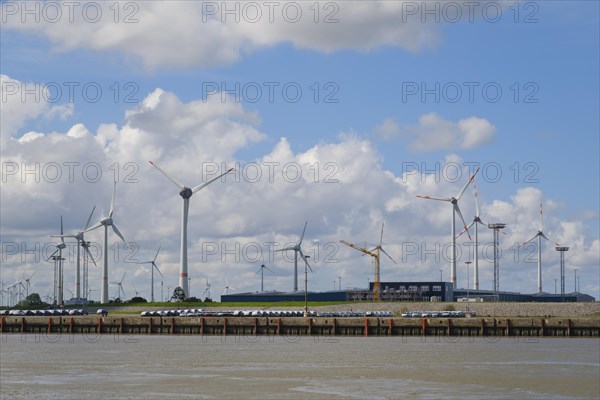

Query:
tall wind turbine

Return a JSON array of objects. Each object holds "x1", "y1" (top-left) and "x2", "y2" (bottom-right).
[
  {"x1": 341, "y1": 222, "x2": 396, "y2": 302},
  {"x1": 276, "y1": 221, "x2": 310, "y2": 292},
  {"x1": 521, "y1": 203, "x2": 551, "y2": 293},
  {"x1": 417, "y1": 167, "x2": 479, "y2": 288},
  {"x1": 52, "y1": 206, "x2": 97, "y2": 300},
  {"x1": 85, "y1": 181, "x2": 126, "y2": 304},
  {"x1": 23, "y1": 271, "x2": 35, "y2": 298},
  {"x1": 149, "y1": 161, "x2": 233, "y2": 298},
  {"x1": 223, "y1": 278, "x2": 235, "y2": 295},
  {"x1": 138, "y1": 246, "x2": 163, "y2": 302},
  {"x1": 457, "y1": 184, "x2": 487, "y2": 290},
  {"x1": 48, "y1": 216, "x2": 67, "y2": 306}
]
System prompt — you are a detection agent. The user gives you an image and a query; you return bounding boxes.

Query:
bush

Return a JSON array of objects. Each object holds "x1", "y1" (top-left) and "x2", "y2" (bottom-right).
[{"x1": 443, "y1": 304, "x2": 456, "y2": 311}]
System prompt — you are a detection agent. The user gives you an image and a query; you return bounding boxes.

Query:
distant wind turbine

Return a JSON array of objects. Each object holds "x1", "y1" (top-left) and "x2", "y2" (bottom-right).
[
  {"x1": 521, "y1": 203, "x2": 552, "y2": 293},
  {"x1": 149, "y1": 160, "x2": 233, "y2": 298},
  {"x1": 85, "y1": 181, "x2": 126, "y2": 304},
  {"x1": 223, "y1": 278, "x2": 235, "y2": 295},
  {"x1": 417, "y1": 167, "x2": 479, "y2": 288},
  {"x1": 52, "y1": 206, "x2": 97, "y2": 299},
  {"x1": 48, "y1": 216, "x2": 67, "y2": 305},
  {"x1": 110, "y1": 272, "x2": 127, "y2": 300},
  {"x1": 276, "y1": 221, "x2": 310, "y2": 292},
  {"x1": 457, "y1": 184, "x2": 487, "y2": 290},
  {"x1": 138, "y1": 246, "x2": 163, "y2": 302},
  {"x1": 256, "y1": 264, "x2": 273, "y2": 292}
]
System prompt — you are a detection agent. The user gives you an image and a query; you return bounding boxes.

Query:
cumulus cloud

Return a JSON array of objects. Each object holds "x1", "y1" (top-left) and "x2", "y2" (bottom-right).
[
  {"x1": 375, "y1": 113, "x2": 495, "y2": 151},
  {"x1": 0, "y1": 1, "x2": 449, "y2": 69}
]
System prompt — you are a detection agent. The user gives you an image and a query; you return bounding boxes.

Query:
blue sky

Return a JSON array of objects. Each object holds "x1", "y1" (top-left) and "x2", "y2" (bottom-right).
[{"x1": 1, "y1": 1, "x2": 598, "y2": 302}]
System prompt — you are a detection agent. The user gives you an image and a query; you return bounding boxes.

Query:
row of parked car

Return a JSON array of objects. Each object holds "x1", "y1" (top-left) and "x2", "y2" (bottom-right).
[
  {"x1": 0, "y1": 308, "x2": 109, "y2": 316},
  {"x1": 401, "y1": 311, "x2": 477, "y2": 318},
  {"x1": 140, "y1": 309, "x2": 394, "y2": 318}
]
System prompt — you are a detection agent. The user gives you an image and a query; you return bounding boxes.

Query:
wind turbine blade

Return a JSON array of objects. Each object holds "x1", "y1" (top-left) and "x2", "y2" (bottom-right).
[
  {"x1": 416, "y1": 195, "x2": 451, "y2": 202},
  {"x1": 84, "y1": 206, "x2": 96, "y2": 231},
  {"x1": 454, "y1": 204, "x2": 472, "y2": 240},
  {"x1": 539, "y1": 203, "x2": 544, "y2": 231},
  {"x1": 474, "y1": 184, "x2": 480, "y2": 217},
  {"x1": 477, "y1": 218, "x2": 488, "y2": 227},
  {"x1": 84, "y1": 246, "x2": 98, "y2": 267},
  {"x1": 380, "y1": 247, "x2": 397, "y2": 264},
  {"x1": 298, "y1": 249, "x2": 312, "y2": 272},
  {"x1": 298, "y1": 221, "x2": 308, "y2": 246},
  {"x1": 51, "y1": 234, "x2": 76, "y2": 239},
  {"x1": 60, "y1": 216, "x2": 65, "y2": 243},
  {"x1": 154, "y1": 263, "x2": 164, "y2": 278},
  {"x1": 540, "y1": 232, "x2": 549, "y2": 241},
  {"x1": 47, "y1": 248, "x2": 59, "y2": 260},
  {"x1": 120, "y1": 271, "x2": 127, "y2": 284},
  {"x1": 111, "y1": 224, "x2": 126, "y2": 243},
  {"x1": 520, "y1": 233, "x2": 538, "y2": 247},
  {"x1": 153, "y1": 245, "x2": 161, "y2": 262},
  {"x1": 456, "y1": 167, "x2": 480, "y2": 200},
  {"x1": 457, "y1": 221, "x2": 475, "y2": 239},
  {"x1": 109, "y1": 181, "x2": 117, "y2": 218},
  {"x1": 149, "y1": 161, "x2": 185, "y2": 190},
  {"x1": 191, "y1": 167, "x2": 234, "y2": 193},
  {"x1": 276, "y1": 247, "x2": 295, "y2": 252},
  {"x1": 379, "y1": 222, "x2": 384, "y2": 247},
  {"x1": 84, "y1": 221, "x2": 103, "y2": 233}
]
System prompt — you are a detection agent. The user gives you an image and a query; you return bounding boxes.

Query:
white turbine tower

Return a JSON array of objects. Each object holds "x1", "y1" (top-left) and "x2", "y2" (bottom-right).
[
  {"x1": 85, "y1": 181, "x2": 126, "y2": 304},
  {"x1": 276, "y1": 221, "x2": 310, "y2": 292},
  {"x1": 149, "y1": 161, "x2": 233, "y2": 298},
  {"x1": 138, "y1": 246, "x2": 163, "y2": 302},
  {"x1": 417, "y1": 167, "x2": 479, "y2": 288},
  {"x1": 52, "y1": 206, "x2": 97, "y2": 300},
  {"x1": 457, "y1": 184, "x2": 487, "y2": 290},
  {"x1": 48, "y1": 216, "x2": 67, "y2": 306},
  {"x1": 521, "y1": 203, "x2": 551, "y2": 293}
]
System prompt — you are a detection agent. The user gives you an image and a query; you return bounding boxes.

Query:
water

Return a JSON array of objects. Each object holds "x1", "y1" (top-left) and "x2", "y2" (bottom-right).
[{"x1": 1, "y1": 334, "x2": 599, "y2": 399}]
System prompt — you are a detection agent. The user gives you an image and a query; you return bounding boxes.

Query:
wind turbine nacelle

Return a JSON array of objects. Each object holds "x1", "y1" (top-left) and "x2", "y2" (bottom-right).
[
  {"x1": 101, "y1": 217, "x2": 113, "y2": 225},
  {"x1": 74, "y1": 232, "x2": 84, "y2": 241},
  {"x1": 179, "y1": 187, "x2": 193, "y2": 199}
]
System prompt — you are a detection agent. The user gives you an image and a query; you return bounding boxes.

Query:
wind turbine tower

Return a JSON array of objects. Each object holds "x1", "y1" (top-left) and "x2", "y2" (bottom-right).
[
  {"x1": 522, "y1": 204, "x2": 550, "y2": 293},
  {"x1": 488, "y1": 223, "x2": 506, "y2": 301},
  {"x1": 276, "y1": 221, "x2": 310, "y2": 292},
  {"x1": 457, "y1": 184, "x2": 487, "y2": 290},
  {"x1": 85, "y1": 181, "x2": 126, "y2": 304},
  {"x1": 149, "y1": 161, "x2": 233, "y2": 298},
  {"x1": 417, "y1": 167, "x2": 479, "y2": 288}
]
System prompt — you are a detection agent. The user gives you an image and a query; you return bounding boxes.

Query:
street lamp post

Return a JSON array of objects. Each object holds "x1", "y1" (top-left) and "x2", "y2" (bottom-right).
[
  {"x1": 554, "y1": 278, "x2": 557, "y2": 294},
  {"x1": 304, "y1": 255, "x2": 310, "y2": 317},
  {"x1": 440, "y1": 268, "x2": 443, "y2": 282}
]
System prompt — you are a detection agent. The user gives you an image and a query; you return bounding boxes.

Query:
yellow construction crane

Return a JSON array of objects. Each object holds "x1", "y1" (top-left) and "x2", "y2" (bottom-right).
[{"x1": 340, "y1": 223, "x2": 396, "y2": 302}]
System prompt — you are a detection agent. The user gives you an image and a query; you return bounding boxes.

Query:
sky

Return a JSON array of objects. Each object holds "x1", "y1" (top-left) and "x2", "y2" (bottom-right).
[{"x1": 1, "y1": 0, "x2": 598, "y2": 303}]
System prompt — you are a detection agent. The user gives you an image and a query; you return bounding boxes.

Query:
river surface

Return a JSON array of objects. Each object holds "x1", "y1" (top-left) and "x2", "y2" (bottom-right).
[{"x1": 1, "y1": 334, "x2": 599, "y2": 399}]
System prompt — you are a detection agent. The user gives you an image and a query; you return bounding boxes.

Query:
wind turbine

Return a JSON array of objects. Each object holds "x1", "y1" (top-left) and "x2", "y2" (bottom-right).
[
  {"x1": 138, "y1": 246, "x2": 163, "y2": 302},
  {"x1": 85, "y1": 181, "x2": 126, "y2": 304},
  {"x1": 203, "y1": 277, "x2": 212, "y2": 301},
  {"x1": 276, "y1": 221, "x2": 310, "y2": 292},
  {"x1": 256, "y1": 264, "x2": 273, "y2": 292},
  {"x1": 48, "y1": 216, "x2": 67, "y2": 306},
  {"x1": 521, "y1": 203, "x2": 551, "y2": 293},
  {"x1": 340, "y1": 222, "x2": 396, "y2": 302},
  {"x1": 110, "y1": 272, "x2": 127, "y2": 301},
  {"x1": 417, "y1": 167, "x2": 479, "y2": 288},
  {"x1": 223, "y1": 278, "x2": 236, "y2": 295},
  {"x1": 457, "y1": 184, "x2": 487, "y2": 290},
  {"x1": 22, "y1": 271, "x2": 35, "y2": 298},
  {"x1": 149, "y1": 160, "x2": 234, "y2": 298},
  {"x1": 52, "y1": 206, "x2": 97, "y2": 300}
]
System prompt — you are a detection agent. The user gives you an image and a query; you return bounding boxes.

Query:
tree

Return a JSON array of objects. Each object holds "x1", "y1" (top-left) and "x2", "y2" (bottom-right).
[
  {"x1": 17, "y1": 293, "x2": 45, "y2": 308},
  {"x1": 172, "y1": 286, "x2": 185, "y2": 302},
  {"x1": 130, "y1": 296, "x2": 147, "y2": 303}
]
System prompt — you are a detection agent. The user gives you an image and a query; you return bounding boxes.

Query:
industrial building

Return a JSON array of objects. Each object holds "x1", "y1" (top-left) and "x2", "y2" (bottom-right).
[{"x1": 221, "y1": 281, "x2": 595, "y2": 303}]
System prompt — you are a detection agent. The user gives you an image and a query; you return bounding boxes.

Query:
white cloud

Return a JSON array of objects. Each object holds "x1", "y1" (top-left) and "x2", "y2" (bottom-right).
[
  {"x1": 1, "y1": 1, "x2": 447, "y2": 69},
  {"x1": 375, "y1": 113, "x2": 495, "y2": 151}
]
